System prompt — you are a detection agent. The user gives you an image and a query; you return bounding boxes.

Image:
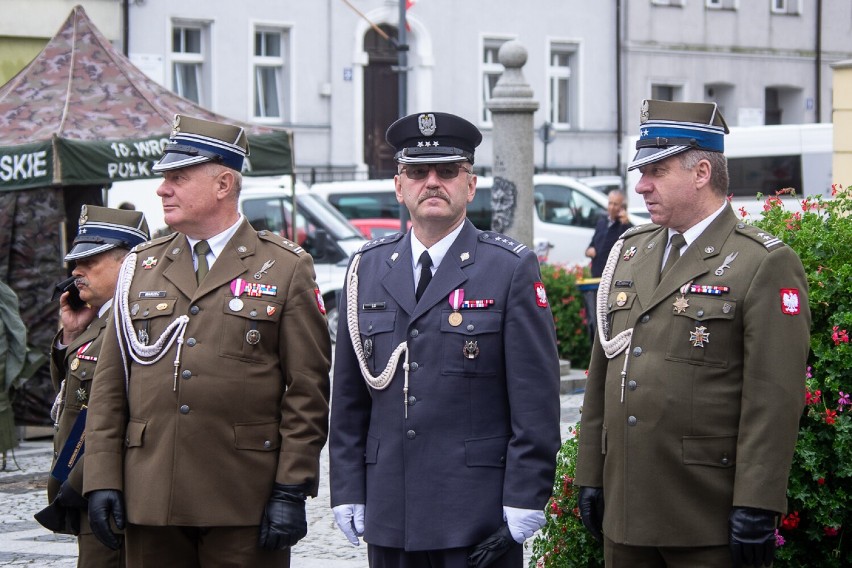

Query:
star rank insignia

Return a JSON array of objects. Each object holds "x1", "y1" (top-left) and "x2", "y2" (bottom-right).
[
  {"x1": 673, "y1": 296, "x2": 689, "y2": 314},
  {"x1": 689, "y1": 326, "x2": 710, "y2": 348}
]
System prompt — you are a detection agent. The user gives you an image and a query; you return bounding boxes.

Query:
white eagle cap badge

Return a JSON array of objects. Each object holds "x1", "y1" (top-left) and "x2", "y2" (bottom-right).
[{"x1": 418, "y1": 113, "x2": 437, "y2": 136}]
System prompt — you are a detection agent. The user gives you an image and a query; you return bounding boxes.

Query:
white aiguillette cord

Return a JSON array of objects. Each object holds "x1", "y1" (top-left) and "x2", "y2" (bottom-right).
[
  {"x1": 345, "y1": 253, "x2": 412, "y2": 417},
  {"x1": 596, "y1": 239, "x2": 633, "y2": 403},
  {"x1": 113, "y1": 252, "x2": 189, "y2": 392}
]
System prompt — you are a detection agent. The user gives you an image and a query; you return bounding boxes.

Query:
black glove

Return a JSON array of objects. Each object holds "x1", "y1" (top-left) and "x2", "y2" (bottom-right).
[
  {"x1": 259, "y1": 483, "x2": 309, "y2": 550},
  {"x1": 729, "y1": 507, "x2": 777, "y2": 567},
  {"x1": 87, "y1": 489, "x2": 125, "y2": 551},
  {"x1": 467, "y1": 523, "x2": 515, "y2": 568},
  {"x1": 578, "y1": 486, "x2": 605, "y2": 543}
]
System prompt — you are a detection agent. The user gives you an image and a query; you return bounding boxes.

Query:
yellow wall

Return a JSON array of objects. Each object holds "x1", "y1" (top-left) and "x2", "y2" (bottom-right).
[
  {"x1": 833, "y1": 60, "x2": 852, "y2": 189},
  {"x1": 0, "y1": 38, "x2": 47, "y2": 86}
]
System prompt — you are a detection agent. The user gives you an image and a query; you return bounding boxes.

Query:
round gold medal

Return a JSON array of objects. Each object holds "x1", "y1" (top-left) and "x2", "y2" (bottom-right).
[
  {"x1": 70, "y1": 358, "x2": 80, "y2": 371},
  {"x1": 448, "y1": 312, "x2": 463, "y2": 327}
]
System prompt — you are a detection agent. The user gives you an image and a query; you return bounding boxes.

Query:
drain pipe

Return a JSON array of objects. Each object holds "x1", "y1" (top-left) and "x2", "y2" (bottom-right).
[{"x1": 815, "y1": 0, "x2": 822, "y2": 122}]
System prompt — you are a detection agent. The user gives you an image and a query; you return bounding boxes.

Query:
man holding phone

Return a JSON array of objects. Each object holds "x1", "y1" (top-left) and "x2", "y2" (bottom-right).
[{"x1": 36, "y1": 205, "x2": 149, "y2": 567}]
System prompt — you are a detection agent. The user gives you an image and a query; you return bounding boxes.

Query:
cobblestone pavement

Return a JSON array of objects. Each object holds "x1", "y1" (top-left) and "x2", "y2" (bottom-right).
[{"x1": 0, "y1": 387, "x2": 584, "y2": 566}]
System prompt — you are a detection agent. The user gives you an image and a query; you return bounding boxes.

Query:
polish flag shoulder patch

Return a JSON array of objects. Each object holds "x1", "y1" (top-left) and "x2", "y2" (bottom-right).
[
  {"x1": 534, "y1": 282, "x2": 548, "y2": 307},
  {"x1": 315, "y1": 288, "x2": 326, "y2": 315},
  {"x1": 780, "y1": 288, "x2": 800, "y2": 315}
]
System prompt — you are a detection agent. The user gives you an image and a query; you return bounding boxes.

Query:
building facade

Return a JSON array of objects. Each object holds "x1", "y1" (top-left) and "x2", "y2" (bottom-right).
[{"x1": 3, "y1": 0, "x2": 851, "y2": 182}]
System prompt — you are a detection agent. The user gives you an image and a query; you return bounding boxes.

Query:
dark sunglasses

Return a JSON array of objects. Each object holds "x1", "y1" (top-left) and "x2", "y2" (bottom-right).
[{"x1": 401, "y1": 163, "x2": 472, "y2": 181}]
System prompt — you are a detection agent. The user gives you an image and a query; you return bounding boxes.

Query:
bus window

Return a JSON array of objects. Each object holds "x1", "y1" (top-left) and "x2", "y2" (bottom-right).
[{"x1": 727, "y1": 155, "x2": 802, "y2": 197}]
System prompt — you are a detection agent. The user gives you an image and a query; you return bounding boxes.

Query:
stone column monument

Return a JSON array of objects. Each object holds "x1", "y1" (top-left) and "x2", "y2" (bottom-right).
[{"x1": 486, "y1": 40, "x2": 539, "y2": 249}]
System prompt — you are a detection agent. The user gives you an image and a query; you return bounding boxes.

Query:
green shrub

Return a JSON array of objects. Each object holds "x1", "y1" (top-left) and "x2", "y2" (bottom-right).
[
  {"x1": 540, "y1": 263, "x2": 592, "y2": 369},
  {"x1": 532, "y1": 186, "x2": 852, "y2": 567},
  {"x1": 750, "y1": 186, "x2": 852, "y2": 567},
  {"x1": 530, "y1": 424, "x2": 604, "y2": 568}
]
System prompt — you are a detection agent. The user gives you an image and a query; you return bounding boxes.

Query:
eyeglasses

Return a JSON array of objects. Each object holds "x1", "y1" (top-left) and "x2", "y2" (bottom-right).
[{"x1": 400, "y1": 163, "x2": 472, "y2": 181}]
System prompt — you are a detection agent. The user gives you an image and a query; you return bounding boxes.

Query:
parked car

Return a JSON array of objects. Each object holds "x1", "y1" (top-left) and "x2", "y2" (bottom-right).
[
  {"x1": 310, "y1": 174, "x2": 645, "y2": 266},
  {"x1": 238, "y1": 177, "x2": 368, "y2": 342},
  {"x1": 579, "y1": 175, "x2": 625, "y2": 195}
]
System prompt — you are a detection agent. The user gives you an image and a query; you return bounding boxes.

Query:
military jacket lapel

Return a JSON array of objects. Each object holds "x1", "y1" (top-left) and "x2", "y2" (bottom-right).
[
  {"x1": 162, "y1": 238, "x2": 197, "y2": 299},
  {"x1": 381, "y1": 236, "x2": 416, "y2": 315}
]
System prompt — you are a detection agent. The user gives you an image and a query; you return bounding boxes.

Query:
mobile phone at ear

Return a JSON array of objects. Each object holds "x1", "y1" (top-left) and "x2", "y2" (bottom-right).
[{"x1": 52, "y1": 276, "x2": 87, "y2": 311}]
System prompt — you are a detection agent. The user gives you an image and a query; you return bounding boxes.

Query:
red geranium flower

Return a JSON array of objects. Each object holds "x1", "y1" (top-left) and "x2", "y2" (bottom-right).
[
  {"x1": 781, "y1": 511, "x2": 800, "y2": 530},
  {"x1": 823, "y1": 526, "x2": 840, "y2": 537}
]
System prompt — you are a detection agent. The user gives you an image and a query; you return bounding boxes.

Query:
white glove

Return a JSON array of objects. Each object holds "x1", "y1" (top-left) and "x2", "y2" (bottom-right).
[
  {"x1": 503, "y1": 506, "x2": 546, "y2": 543},
  {"x1": 332, "y1": 503, "x2": 365, "y2": 546}
]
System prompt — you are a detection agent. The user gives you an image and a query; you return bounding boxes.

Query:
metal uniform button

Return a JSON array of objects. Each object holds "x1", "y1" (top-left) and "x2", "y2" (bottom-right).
[
  {"x1": 186, "y1": 338, "x2": 197, "y2": 347},
  {"x1": 640, "y1": 314, "x2": 650, "y2": 323},
  {"x1": 410, "y1": 362, "x2": 419, "y2": 371},
  {"x1": 466, "y1": 324, "x2": 475, "y2": 331},
  {"x1": 407, "y1": 430, "x2": 416, "y2": 439},
  {"x1": 697, "y1": 309, "x2": 705, "y2": 318},
  {"x1": 180, "y1": 404, "x2": 190, "y2": 414},
  {"x1": 263, "y1": 440, "x2": 272, "y2": 449},
  {"x1": 627, "y1": 416, "x2": 638, "y2": 426},
  {"x1": 410, "y1": 329, "x2": 419, "y2": 338},
  {"x1": 632, "y1": 346, "x2": 642, "y2": 357},
  {"x1": 721, "y1": 454, "x2": 730, "y2": 465},
  {"x1": 181, "y1": 369, "x2": 192, "y2": 379},
  {"x1": 81, "y1": 371, "x2": 87, "y2": 378},
  {"x1": 628, "y1": 380, "x2": 637, "y2": 391},
  {"x1": 499, "y1": 456, "x2": 506, "y2": 464},
  {"x1": 190, "y1": 305, "x2": 200, "y2": 315},
  {"x1": 408, "y1": 396, "x2": 417, "y2": 406}
]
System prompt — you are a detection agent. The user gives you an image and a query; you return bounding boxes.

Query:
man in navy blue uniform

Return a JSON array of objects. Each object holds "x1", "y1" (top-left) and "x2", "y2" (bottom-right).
[{"x1": 329, "y1": 112, "x2": 561, "y2": 568}]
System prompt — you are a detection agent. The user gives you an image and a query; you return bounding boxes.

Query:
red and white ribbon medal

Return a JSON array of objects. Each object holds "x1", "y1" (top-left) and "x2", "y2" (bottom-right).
[{"x1": 448, "y1": 289, "x2": 464, "y2": 327}]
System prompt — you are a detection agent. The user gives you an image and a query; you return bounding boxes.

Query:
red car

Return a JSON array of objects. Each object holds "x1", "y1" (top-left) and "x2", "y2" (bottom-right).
[{"x1": 350, "y1": 218, "x2": 411, "y2": 239}]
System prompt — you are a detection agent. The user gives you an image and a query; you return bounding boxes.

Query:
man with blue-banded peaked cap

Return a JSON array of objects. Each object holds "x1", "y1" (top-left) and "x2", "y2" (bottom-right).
[
  {"x1": 82, "y1": 114, "x2": 331, "y2": 567},
  {"x1": 35, "y1": 205, "x2": 149, "y2": 567},
  {"x1": 575, "y1": 100, "x2": 811, "y2": 567}
]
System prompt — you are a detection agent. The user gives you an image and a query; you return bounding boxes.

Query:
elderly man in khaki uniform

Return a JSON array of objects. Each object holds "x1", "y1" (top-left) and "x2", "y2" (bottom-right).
[
  {"x1": 82, "y1": 115, "x2": 331, "y2": 567},
  {"x1": 35, "y1": 205, "x2": 149, "y2": 567},
  {"x1": 576, "y1": 100, "x2": 811, "y2": 568}
]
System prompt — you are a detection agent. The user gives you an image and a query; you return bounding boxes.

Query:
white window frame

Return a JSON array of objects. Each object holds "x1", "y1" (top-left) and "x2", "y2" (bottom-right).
[
  {"x1": 771, "y1": 0, "x2": 802, "y2": 15},
  {"x1": 547, "y1": 41, "x2": 579, "y2": 129},
  {"x1": 170, "y1": 22, "x2": 208, "y2": 106},
  {"x1": 480, "y1": 36, "x2": 514, "y2": 127},
  {"x1": 251, "y1": 25, "x2": 290, "y2": 123},
  {"x1": 706, "y1": 0, "x2": 738, "y2": 9},
  {"x1": 652, "y1": 0, "x2": 686, "y2": 6}
]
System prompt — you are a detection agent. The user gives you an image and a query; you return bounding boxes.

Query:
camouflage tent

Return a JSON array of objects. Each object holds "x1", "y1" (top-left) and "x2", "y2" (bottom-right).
[{"x1": 0, "y1": 5, "x2": 293, "y2": 425}]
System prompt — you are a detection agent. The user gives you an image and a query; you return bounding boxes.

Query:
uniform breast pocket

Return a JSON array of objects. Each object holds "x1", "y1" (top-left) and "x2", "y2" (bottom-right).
[
  {"x1": 666, "y1": 298, "x2": 736, "y2": 367},
  {"x1": 129, "y1": 298, "x2": 178, "y2": 345},
  {"x1": 66, "y1": 363, "x2": 95, "y2": 409},
  {"x1": 440, "y1": 310, "x2": 502, "y2": 377},
  {"x1": 605, "y1": 291, "x2": 636, "y2": 338},
  {"x1": 219, "y1": 296, "x2": 284, "y2": 363},
  {"x1": 358, "y1": 311, "x2": 397, "y2": 375}
]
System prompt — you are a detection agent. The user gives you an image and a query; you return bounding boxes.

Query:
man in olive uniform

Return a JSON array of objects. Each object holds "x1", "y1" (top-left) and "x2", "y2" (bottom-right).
[
  {"x1": 329, "y1": 112, "x2": 561, "y2": 568},
  {"x1": 576, "y1": 100, "x2": 811, "y2": 568},
  {"x1": 35, "y1": 205, "x2": 149, "y2": 566},
  {"x1": 82, "y1": 115, "x2": 331, "y2": 567}
]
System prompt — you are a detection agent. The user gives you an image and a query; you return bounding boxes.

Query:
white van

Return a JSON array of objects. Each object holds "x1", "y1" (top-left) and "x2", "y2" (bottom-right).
[
  {"x1": 310, "y1": 174, "x2": 643, "y2": 266},
  {"x1": 238, "y1": 177, "x2": 368, "y2": 342},
  {"x1": 623, "y1": 123, "x2": 833, "y2": 217}
]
